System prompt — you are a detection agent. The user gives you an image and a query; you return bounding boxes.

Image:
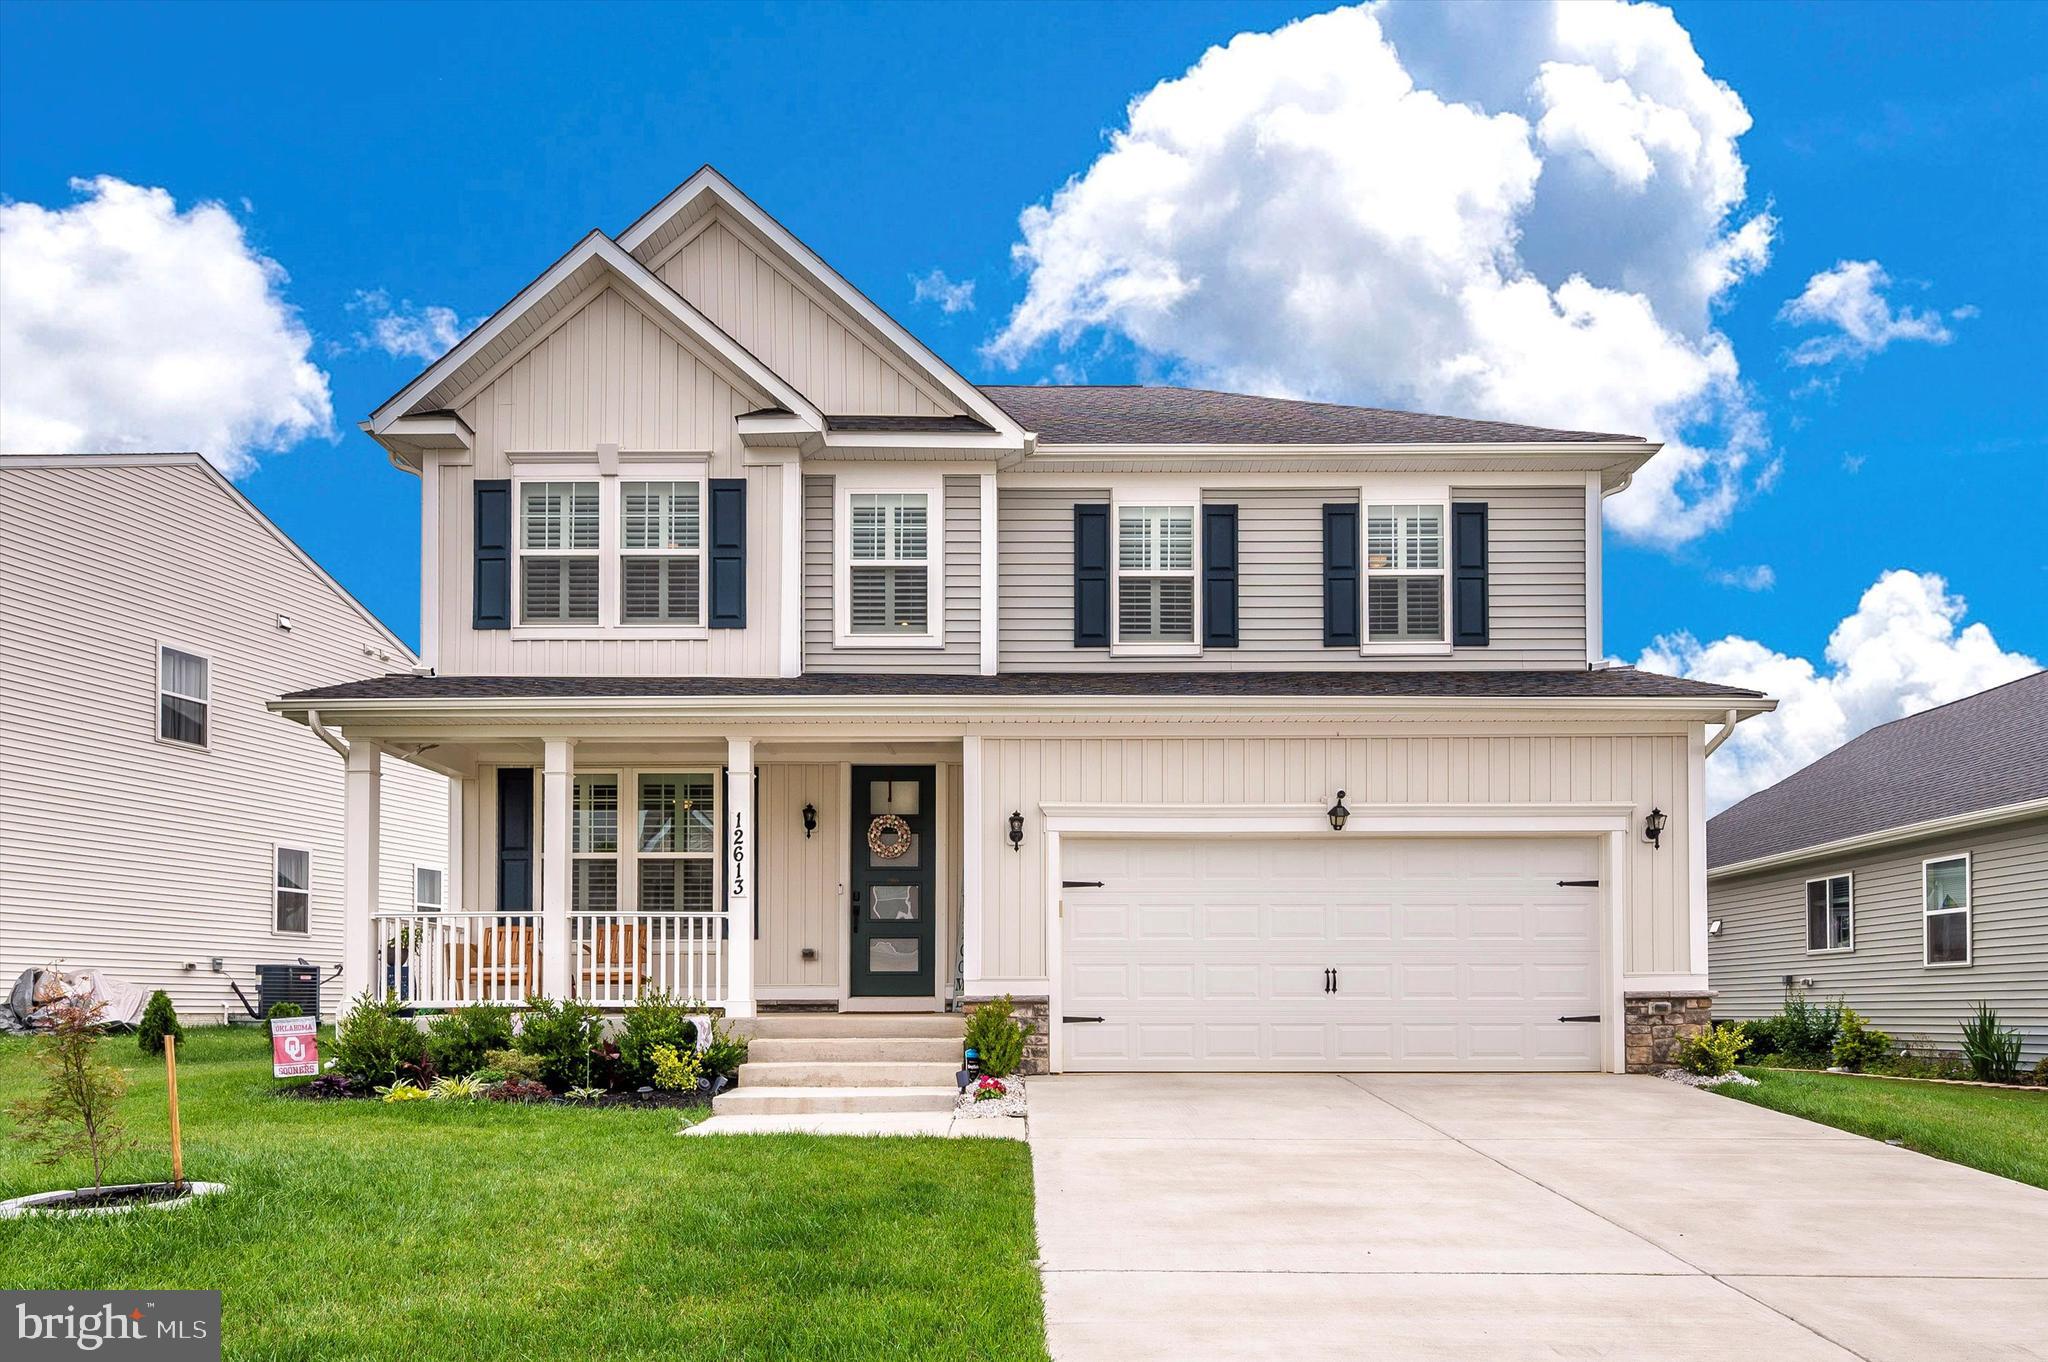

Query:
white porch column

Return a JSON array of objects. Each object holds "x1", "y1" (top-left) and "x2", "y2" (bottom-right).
[
  {"x1": 446, "y1": 776, "x2": 469, "y2": 913},
  {"x1": 961, "y1": 733, "x2": 984, "y2": 989},
  {"x1": 724, "y1": 737, "x2": 756, "y2": 1017},
  {"x1": 342, "y1": 739, "x2": 383, "y2": 1008},
  {"x1": 541, "y1": 739, "x2": 575, "y2": 1000}
]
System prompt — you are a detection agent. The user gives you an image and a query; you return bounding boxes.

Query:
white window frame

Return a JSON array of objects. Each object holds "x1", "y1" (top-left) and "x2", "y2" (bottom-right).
[
  {"x1": 833, "y1": 469, "x2": 944, "y2": 649},
  {"x1": 629, "y1": 768, "x2": 721, "y2": 915},
  {"x1": 1358, "y1": 486, "x2": 1453, "y2": 657},
  {"x1": 1921, "y1": 852, "x2": 1972, "y2": 968},
  {"x1": 1111, "y1": 490, "x2": 1202, "y2": 658},
  {"x1": 512, "y1": 476, "x2": 603, "y2": 630},
  {"x1": 156, "y1": 642, "x2": 212, "y2": 750},
  {"x1": 509, "y1": 459, "x2": 709, "y2": 640},
  {"x1": 273, "y1": 844, "x2": 312, "y2": 937},
  {"x1": 572, "y1": 771, "x2": 623, "y2": 914},
  {"x1": 413, "y1": 864, "x2": 446, "y2": 913},
  {"x1": 1804, "y1": 871, "x2": 1853, "y2": 954}
]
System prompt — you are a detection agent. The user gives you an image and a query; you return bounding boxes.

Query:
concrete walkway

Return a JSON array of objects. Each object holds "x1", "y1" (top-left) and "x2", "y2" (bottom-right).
[{"x1": 1030, "y1": 1073, "x2": 2048, "y2": 1361}]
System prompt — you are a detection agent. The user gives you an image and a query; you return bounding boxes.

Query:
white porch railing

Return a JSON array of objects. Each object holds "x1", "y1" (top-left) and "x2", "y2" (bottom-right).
[
  {"x1": 569, "y1": 912, "x2": 726, "y2": 1007},
  {"x1": 374, "y1": 912, "x2": 540, "y2": 1008}
]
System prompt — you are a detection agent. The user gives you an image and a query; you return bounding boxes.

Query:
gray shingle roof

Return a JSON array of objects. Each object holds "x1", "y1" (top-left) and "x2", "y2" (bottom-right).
[
  {"x1": 978, "y1": 385, "x2": 1643, "y2": 446},
  {"x1": 283, "y1": 668, "x2": 1757, "y2": 704},
  {"x1": 1708, "y1": 671, "x2": 2048, "y2": 870}
]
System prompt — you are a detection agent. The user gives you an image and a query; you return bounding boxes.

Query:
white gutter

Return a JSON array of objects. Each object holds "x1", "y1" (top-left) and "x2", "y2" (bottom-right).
[
  {"x1": 1708, "y1": 797, "x2": 2048, "y2": 880},
  {"x1": 306, "y1": 709, "x2": 350, "y2": 759},
  {"x1": 1703, "y1": 708, "x2": 1742, "y2": 756}
]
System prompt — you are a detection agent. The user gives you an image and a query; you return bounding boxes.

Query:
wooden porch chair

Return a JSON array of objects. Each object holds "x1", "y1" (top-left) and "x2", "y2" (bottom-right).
[
  {"x1": 578, "y1": 922, "x2": 650, "y2": 994},
  {"x1": 445, "y1": 925, "x2": 540, "y2": 1002}
]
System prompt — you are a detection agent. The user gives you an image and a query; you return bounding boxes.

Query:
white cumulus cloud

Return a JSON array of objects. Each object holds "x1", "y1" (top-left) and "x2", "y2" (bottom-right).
[
  {"x1": 988, "y1": 1, "x2": 1775, "y2": 547},
  {"x1": 1637, "y1": 570, "x2": 2037, "y2": 812},
  {"x1": 1711, "y1": 564, "x2": 1775, "y2": 591},
  {"x1": 347, "y1": 289, "x2": 468, "y2": 362},
  {"x1": 0, "y1": 176, "x2": 333, "y2": 475},
  {"x1": 911, "y1": 268, "x2": 976, "y2": 314},
  {"x1": 1779, "y1": 259, "x2": 1959, "y2": 368}
]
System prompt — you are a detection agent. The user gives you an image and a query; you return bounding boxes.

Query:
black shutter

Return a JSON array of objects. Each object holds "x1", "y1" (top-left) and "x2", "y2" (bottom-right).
[
  {"x1": 1073, "y1": 502, "x2": 1110, "y2": 648},
  {"x1": 1202, "y1": 504, "x2": 1239, "y2": 648},
  {"x1": 708, "y1": 477, "x2": 747, "y2": 629},
  {"x1": 496, "y1": 767, "x2": 533, "y2": 914},
  {"x1": 1322, "y1": 503, "x2": 1360, "y2": 647},
  {"x1": 1451, "y1": 501, "x2": 1489, "y2": 647},
  {"x1": 473, "y1": 479, "x2": 512, "y2": 630}
]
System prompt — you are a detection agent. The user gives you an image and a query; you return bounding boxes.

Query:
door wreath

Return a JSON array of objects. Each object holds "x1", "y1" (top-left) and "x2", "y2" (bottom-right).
[{"x1": 866, "y1": 813, "x2": 912, "y2": 860}]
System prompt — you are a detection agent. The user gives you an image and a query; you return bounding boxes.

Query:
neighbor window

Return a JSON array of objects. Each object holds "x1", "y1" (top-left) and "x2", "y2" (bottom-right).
[
  {"x1": 1923, "y1": 854, "x2": 1971, "y2": 966},
  {"x1": 413, "y1": 865, "x2": 444, "y2": 913},
  {"x1": 1116, "y1": 504, "x2": 1196, "y2": 644},
  {"x1": 848, "y1": 492, "x2": 930, "y2": 635},
  {"x1": 636, "y1": 772, "x2": 717, "y2": 914},
  {"x1": 275, "y1": 846, "x2": 311, "y2": 934},
  {"x1": 1365, "y1": 503, "x2": 1446, "y2": 644},
  {"x1": 519, "y1": 481, "x2": 600, "y2": 624},
  {"x1": 158, "y1": 645, "x2": 210, "y2": 747},
  {"x1": 620, "y1": 480, "x2": 701, "y2": 625},
  {"x1": 1805, "y1": 873, "x2": 1852, "y2": 952},
  {"x1": 572, "y1": 775, "x2": 620, "y2": 913}
]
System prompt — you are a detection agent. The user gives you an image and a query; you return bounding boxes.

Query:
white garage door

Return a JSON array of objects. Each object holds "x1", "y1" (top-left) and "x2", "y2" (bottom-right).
[{"x1": 1061, "y1": 836, "x2": 1603, "y2": 1072}]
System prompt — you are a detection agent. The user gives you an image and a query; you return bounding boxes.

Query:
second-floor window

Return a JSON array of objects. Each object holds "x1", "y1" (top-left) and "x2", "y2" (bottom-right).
[
  {"x1": 621, "y1": 480, "x2": 701, "y2": 625},
  {"x1": 848, "y1": 492, "x2": 930, "y2": 635},
  {"x1": 519, "y1": 481, "x2": 600, "y2": 624},
  {"x1": 1116, "y1": 504, "x2": 1196, "y2": 645},
  {"x1": 1365, "y1": 502, "x2": 1445, "y2": 645},
  {"x1": 158, "y1": 645, "x2": 211, "y2": 747}
]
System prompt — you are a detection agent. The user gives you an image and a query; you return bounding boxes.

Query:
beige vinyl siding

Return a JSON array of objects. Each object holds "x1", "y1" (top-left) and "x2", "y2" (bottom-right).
[
  {"x1": 996, "y1": 484, "x2": 1586, "y2": 670},
  {"x1": 973, "y1": 729, "x2": 1693, "y2": 982},
  {"x1": 1709, "y1": 815, "x2": 2048, "y2": 1062},
  {"x1": 801, "y1": 474, "x2": 981, "y2": 673},
  {"x1": 654, "y1": 216, "x2": 959, "y2": 417},
  {"x1": 436, "y1": 285, "x2": 783, "y2": 676},
  {"x1": 757, "y1": 763, "x2": 843, "y2": 992},
  {"x1": 0, "y1": 460, "x2": 447, "y2": 1019}
]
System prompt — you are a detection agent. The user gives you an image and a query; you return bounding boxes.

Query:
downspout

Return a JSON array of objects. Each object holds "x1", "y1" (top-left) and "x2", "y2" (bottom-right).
[
  {"x1": 307, "y1": 709, "x2": 350, "y2": 759},
  {"x1": 1703, "y1": 708, "x2": 1741, "y2": 757}
]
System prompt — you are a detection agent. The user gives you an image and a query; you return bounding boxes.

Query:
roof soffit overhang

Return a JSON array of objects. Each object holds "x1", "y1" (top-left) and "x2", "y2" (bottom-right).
[{"x1": 1002, "y1": 441, "x2": 1660, "y2": 488}]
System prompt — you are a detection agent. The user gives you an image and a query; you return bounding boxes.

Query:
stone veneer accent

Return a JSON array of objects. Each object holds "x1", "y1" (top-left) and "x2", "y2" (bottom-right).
[
  {"x1": 957, "y1": 994, "x2": 1051, "y2": 1076},
  {"x1": 1624, "y1": 990, "x2": 1715, "y2": 1072}
]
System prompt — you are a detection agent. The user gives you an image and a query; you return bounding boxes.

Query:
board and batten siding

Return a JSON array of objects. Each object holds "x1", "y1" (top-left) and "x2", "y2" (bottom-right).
[
  {"x1": 996, "y1": 484, "x2": 1586, "y2": 670},
  {"x1": 653, "y1": 215, "x2": 960, "y2": 418},
  {"x1": 972, "y1": 730, "x2": 1692, "y2": 982},
  {"x1": 1709, "y1": 815, "x2": 2048, "y2": 1062},
  {"x1": 0, "y1": 459, "x2": 447, "y2": 1019},
  {"x1": 435, "y1": 285, "x2": 784, "y2": 676},
  {"x1": 757, "y1": 763, "x2": 843, "y2": 993},
  {"x1": 801, "y1": 474, "x2": 981, "y2": 672}
]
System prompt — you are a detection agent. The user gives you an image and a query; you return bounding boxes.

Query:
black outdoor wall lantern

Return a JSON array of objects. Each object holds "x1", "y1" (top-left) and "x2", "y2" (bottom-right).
[
  {"x1": 1643, "y1": 806, "x2": 1667, "y2": 849},
  {"x1": 801, "y1": 803, "x2": 817, "y2": 838},
  {"x1": 1327, "y1": 791, "x2": 1350, "y2": 832},
  {"x1": 1008, "y1": 810, "x2": 1025, "y2": 851}
]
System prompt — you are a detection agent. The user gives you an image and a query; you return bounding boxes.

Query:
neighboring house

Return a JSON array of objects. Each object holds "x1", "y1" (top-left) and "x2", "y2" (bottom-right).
[
  {"x1": 0, "y1": 452, "x2": 448, "y2": 1021},
  {"x1": 272, "y1": 167, "x2": 1771, "y2": 1081},
  {"x1": 1708, "y1": 671, "x2": 2048, "y2": 1063}
]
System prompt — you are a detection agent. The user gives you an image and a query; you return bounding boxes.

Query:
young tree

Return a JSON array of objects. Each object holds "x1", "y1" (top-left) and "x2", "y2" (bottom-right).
[{"x1": 9, "y1": 998, "x2": 133, "y2": 1190}]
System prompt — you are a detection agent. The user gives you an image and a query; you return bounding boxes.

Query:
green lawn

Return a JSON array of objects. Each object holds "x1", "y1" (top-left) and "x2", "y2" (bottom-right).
[
  {"x1": 1718, "y1": 1066, "x2": 2048, "y2": 1189},
  {"x1": 0, "y1": 1026, "x2": 1047, "y2": 1361}
]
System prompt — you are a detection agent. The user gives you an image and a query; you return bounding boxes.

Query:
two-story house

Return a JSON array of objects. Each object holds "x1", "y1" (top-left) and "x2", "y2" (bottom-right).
[{"x1": 273, "y1": 168, "x2": 1771, "y2": 1088}]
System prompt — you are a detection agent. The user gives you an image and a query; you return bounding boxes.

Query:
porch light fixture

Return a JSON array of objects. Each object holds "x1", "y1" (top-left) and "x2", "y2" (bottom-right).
[
  {"x1": 1327, "y1": 791, "x2": 1350, "y2": 833},
  {"x1": 1643, "y1": 807, "x2": 1667, "y2": 849},
  {"x1": 801, "y1": 803, "x2": 817, "y2": 838},
  {"x1": 1007, "y1": 810, "x2": 1025, "y2": 851}
]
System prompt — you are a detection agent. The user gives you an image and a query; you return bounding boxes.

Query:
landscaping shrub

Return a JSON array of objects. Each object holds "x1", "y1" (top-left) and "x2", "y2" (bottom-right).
[
  {"x1": 1959, "y1": 1003, "x2": 2023, "y2": 1084},
  {"x1": 429, "y1": 1074, "x2": 489, "y2": 1101},
  {"x1": 332, "y1": 992, "x2": 430, "y2": 1088},
  {"x1": 425, "y1": 1004, "x2": 515, "y2": 1078},
  {"x1": 300, "y1": 1073, "x2": 359, "y2": 1099},
  {"x1": 2035, "y1": 1056, "x2": 2048, "y2": 1086},
  {"x1": 1869, "y1": 1052, "x2": 1970, "y2": 1081},
  {"x1": 481, "y1": 1048, "x2": 543, "y2": 1083},
  {"x1": 137, "y1": 990, "x2": 184, "y2": 1056},
  {"x1": 484, "y1": 1077, "x2": 552, "y2": 1104},
  {"x1": 964, "y1": 995, "x2": 1033, "y2": 1078},
  {"x1": 514, "y1": 996, "x2": 605, "y2": 1091},
  {"x1": 266, "y1": 1000, "x2": 304, "y2": 1021},
  {"x1": 700, "y1": 1018, "x2": 749, "y2": 1080},
  {"x1": 1674, "y1": 1025, "x2": 1749, "y2": 1077},
  {"x1": 617, "y1": 991, "x2": 698, "y2": 1087},
  {"x1": 651, "y1": 1043, "x2": 702, "y2": 1092},
  {"x1": 1732, "y1": 1018, "x2": 1778, "y2": 1058},
  {"x1": 1766, "y1": 990, "x2": 1843, "y2": 1061},
  {"x1": 10, "y1": 998, "x2": 131, "y2": 1190},
  {"x1": 1830, "y1": 1009, "x2": 1893, "y2": 1072}
]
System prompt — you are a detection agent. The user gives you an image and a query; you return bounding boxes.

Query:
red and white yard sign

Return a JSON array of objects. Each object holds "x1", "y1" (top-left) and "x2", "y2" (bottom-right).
[{"x1": 271, "y1": 1016, "x2": 320, "y2": 1077}]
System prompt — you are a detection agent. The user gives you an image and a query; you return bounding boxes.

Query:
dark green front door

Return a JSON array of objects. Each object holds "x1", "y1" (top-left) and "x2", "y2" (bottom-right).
[{"x1": 849, "y1": 765, "x2": 936, "y2": 998}]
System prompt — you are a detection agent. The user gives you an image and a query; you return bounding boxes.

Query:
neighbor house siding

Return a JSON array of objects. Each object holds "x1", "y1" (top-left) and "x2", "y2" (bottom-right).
[
  {"x1": 971, "y1": 728, "x2": 1693, "y2": 982},
  {"x1": 0, "y1": 460, "x2": 447, "y2": 1019},
  {"x1": 1709, "y1": 814, "x2": 2048, "y2": 1062},
  {"x1": 995, "y1": 483, "x2": 1586, "y2": 670},
  {"x1": 801, "y1": 473, "x2": 981, "y2": 673}
]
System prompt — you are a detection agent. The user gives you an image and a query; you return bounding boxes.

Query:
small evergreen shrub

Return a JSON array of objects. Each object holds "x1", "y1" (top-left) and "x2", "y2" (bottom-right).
[
  {"x1": 482, "y1": 1048, "x2": 543, "y2": 1083},
  {"x1": 699, "y1": 1018, "x2": 749, "y2": 1080},
  {"x1": 1732, "y1": 1018, "x2": 1778, "y2": 1057},
  {"x1": 266, "y1": 1000, "x2": 304, "y2": 1021},
  {"x1": 617, "y1": 991, "x2": 699, "y2": 1087},
  {"x1": 964, "y1": 995, "x2": 1033, "y2": 1078},
  {"x1": 2034, "y1": 1055, "x2": 2048, "y2": 1086},
  {"x1": 137, "y1": 990, "x2": 184, "y2": 1056},
  {"x1": 331, "y1": 992, "x2": 430, "y2": 1088},
  {"x1": 650, "y1": 1043, "x2": 702, "y2": 1092},
  {"x1": 1959, "y1": 1003, "x2": 2023, "y2": 1084},
  {"x1": 1830, "y1": 1009, "x2": 1892, "y2": 1072},
  {"x1": 514, "y1": 997, "x2": 605, "y2": 1091},
  {"x1": 1674, "y1": 1025, "x2": 1749, "y2": 1077},
  {"x1": 425, "y1": 1004, "x2": 516, "y2": 1078}
]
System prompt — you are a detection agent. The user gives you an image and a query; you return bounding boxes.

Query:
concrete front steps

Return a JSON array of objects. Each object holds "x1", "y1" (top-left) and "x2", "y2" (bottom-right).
[{"x1": 715, "y1": 1011, "x2": 966, "y2": 1118}]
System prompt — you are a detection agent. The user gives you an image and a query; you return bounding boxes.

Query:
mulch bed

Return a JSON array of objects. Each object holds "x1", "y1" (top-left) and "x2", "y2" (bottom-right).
[{"x1": 277, "y1": 1084, "x2": 720, "y2": 1109}]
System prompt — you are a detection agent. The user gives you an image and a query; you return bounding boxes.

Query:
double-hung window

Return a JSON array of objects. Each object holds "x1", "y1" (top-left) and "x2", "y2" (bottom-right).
[
  {"x1": 413, "y1": 865, "x2": 445, "y2": 913},
  {"x1": 1365, "y1": 502, "x2": 1446, "y2": 645},
  {"x1": 158, "y1": 645, "x2": 210, "y2": 747},
  {"x1": 1923, "y1": 854, "x2": 1971, "y2": 966},
  {"x1": 1805, "y1": 873, "x2": 1852, "y2": 952},
  {"x1": 572, "y1": 775, "x2": 621, "y2": 913},
  {"x1": 519, "y1": 481, "x2": 600, "y2": 624},
  {"x1": 848, "y1": 492, "x2": 930, "y2": 637},
  {"x1": 274, "y1": 846, "x2": 311, "y2": 934},
  {"x1": 620, "y1": 480, "x2": 701, "y2": 625},
  {"x1": 637, "y1": 773, "x2": 717, "y2": 914},
  {"x1": 1116, "y1": 504, "x2": 1196, "y2": 646}
]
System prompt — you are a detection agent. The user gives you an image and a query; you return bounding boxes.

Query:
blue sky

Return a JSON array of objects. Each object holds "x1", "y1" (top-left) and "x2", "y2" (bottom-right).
[{"x1": 2, "y1": 1, "x2": 2041, "y2": 803}]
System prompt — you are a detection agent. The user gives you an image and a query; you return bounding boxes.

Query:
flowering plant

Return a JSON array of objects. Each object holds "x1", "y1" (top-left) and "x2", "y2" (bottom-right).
[{"x1": 972, "y1": 1076, "x2": 1007, "y2": 1103}]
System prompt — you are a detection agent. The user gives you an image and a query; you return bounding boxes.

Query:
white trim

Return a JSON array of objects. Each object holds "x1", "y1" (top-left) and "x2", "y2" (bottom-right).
[
  {"x1": 273, "y1": 843, "x2": 313, "y2": 937},
  {"x1": 1803, "y1": 870, "x2": 1855, "y2": 954},
  {"x1": 836, "y1": 761, "x2": 853, "y2": 1005},
  {"x1": 420, "y1": 453, "x2": 441, "y2": 670},
  {"x1": 1708, "y1": 798, "x2": 2048, "y2": 880},
  {"x1": 779, "y1": 460, "x2": 802, "y2": 678},
  {"x1": 1921, "y1": 852, "x2": 1973, "y2": 969},
  {"x1": 1584, "y1": 473, "x2": 1603, "y2": 666},
  {"x1": 1621, "y1": 973, "x2": 1712, "y2": 993},
  {"x1": 507, "y1": 465, "x2": 710, "y2": 637},
  {"x1": 1359, "y1": 491, "x2": 1451, "y2": 655},
  {"x1": 616, "y1": 472, "x2": 709, "y2": 633},
  {"x1": 832, "y1": 468, "x2": 946, "y2": 649},
  {"x1": 978, "y1": 473, "x2": 999, "y2": 676},
  {"x1": 155, "y1": 640, "x2": 212, "y2": 750},
  {"x1": 1110, "y1": 494, "x2": 1201, "y2": 656},
  {"x1": 1688, "y1": 722, "x2": 1708, "y2": 974},
  {"x1": 961, "y1": 736, "x2": 984, "y2": 988},
  {"x1": 723, "y1": 739, "x2": 756, "y2": 1017}
]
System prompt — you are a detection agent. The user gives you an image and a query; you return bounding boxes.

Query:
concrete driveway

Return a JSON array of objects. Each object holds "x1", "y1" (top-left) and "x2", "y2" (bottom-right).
[{"x1": 1029, "y1": 1074, "x2": 2048, "y2": 1362}]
